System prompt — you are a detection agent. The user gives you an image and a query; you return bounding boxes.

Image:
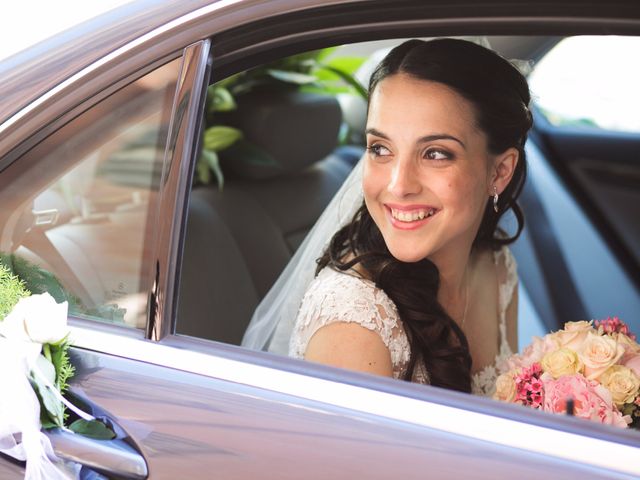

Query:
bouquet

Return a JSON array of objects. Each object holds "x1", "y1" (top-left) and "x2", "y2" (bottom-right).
[
  {"x1": 494, "y1": 318, "x2": 640, "y2": 429},
  {"x1": 0, "y1": 261, "x2": 113, "y2": 479}
]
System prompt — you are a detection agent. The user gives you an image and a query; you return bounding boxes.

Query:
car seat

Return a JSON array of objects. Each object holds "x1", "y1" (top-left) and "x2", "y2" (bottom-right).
[{"x1": 178, "y1": 90, "x2": 355, "y2": 344}]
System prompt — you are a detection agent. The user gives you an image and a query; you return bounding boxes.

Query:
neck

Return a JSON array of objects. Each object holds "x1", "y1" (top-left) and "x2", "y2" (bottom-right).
[{"x1": 430, "y1": 239, "x2": 474, "y2": 316}]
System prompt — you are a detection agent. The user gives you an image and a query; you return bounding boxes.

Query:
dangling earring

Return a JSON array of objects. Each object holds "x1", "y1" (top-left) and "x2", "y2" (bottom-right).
[{"x1": 493, "y1": 186, "x2": 499, "y2": 213}]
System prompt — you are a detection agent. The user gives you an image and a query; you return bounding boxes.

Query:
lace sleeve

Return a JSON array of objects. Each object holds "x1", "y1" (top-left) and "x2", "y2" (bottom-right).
[
  {"x1": 289, "y1": 268, "x2": 411, "y2": 379},
  {"x1": 495, "y1": 246, "x2": 518, "y2": 317}
]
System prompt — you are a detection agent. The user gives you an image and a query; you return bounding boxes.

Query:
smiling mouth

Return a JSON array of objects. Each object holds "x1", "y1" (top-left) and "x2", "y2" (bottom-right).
[{"x1": 389, "y1": 207, "x2": 437, "y2": 223}]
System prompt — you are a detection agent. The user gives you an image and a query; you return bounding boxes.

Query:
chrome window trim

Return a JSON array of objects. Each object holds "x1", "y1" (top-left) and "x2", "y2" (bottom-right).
[
  {"x1": 147, "y1": 39, "x2": 211, "y2": 341},
  {"x1": 70, "y1": 325, "x2": 640, "y2": 476}
]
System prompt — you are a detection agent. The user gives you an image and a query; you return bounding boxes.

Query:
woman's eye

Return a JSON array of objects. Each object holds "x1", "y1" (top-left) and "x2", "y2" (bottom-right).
[
  {"x1": 424, "y1": 148, "x2": 452, "y2": 161},
  {"x1": 367, "y1": 144, "x2": 392, "y2": 157}
]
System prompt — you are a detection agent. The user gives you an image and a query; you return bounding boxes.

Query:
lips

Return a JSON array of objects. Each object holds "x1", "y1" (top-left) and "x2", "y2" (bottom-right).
[{"x1": 385, "y1": 204, "x2": 439, "y2": 230}]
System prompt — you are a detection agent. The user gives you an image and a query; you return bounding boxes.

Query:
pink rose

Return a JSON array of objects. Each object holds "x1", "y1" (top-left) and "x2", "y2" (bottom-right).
[
  {"x1": 542, "y1": 373, "x2": 630, "y2": 428},
  {"x1": 623, "y1": 354, "x2": 640, "y2": 378},
  {"x1": 507, "y1": 335, "x2": 559, "y2": 371}
]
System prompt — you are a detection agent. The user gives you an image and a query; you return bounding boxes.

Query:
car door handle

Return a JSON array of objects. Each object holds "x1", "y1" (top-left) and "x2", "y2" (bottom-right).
[{"x1": 44, "y1": 428, "x2": 148, "y2": 479}]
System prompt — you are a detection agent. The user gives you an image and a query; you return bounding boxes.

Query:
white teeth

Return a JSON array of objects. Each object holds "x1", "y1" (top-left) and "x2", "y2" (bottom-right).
[{"x1": 391, "y1": 208, "x2": 436, "y2": 222}]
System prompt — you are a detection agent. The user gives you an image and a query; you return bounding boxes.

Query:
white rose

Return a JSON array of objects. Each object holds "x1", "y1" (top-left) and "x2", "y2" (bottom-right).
[
  {"x1": 493, "y1": 372, "x2": 517, "y2": 402},
  {"x1": 577, "y1": 331, "x2": 625, "y2": 380},
  {"x1": 541, "y1": 348, "x2": 583, "y2": 379},
  {"x1": 1, "y1": 293, "x2": 69, "y2": 344},
  {"x1": 552, "y1": 320, "x2": 596, "y2": 351},
  {"x1": 600, "y1": 365, "x2": 640, "y2": 407}
]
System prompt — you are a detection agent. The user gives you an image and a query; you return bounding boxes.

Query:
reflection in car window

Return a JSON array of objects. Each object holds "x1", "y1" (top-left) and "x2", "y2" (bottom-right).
[
  {"x1": 0, "y1": 58, "x2": 181, "y2": 328},
  {"x1": 529, "y1": 36, "x2": 640, "y2": 132}
]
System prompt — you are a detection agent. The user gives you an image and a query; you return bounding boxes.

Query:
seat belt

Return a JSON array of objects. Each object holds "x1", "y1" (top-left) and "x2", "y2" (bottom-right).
[{"x1": 519, "y1": 176, "x2": 588, "y2": 330}]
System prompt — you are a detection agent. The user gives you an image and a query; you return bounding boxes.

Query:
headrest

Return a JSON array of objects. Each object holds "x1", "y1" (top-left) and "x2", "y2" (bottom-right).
[{"x1": 219, "y1": 90, "x2": 342, "y2": 180}]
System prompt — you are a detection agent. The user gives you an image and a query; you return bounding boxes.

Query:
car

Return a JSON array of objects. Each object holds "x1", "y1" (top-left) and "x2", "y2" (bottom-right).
[{"x1": 1, "y1": 1, "x2": 639, "y2": 478}]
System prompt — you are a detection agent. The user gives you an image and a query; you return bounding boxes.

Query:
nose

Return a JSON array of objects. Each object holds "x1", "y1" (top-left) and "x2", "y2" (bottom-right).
[{"x1": 388, "y1": 158, "x2": 421, "y2": 198}]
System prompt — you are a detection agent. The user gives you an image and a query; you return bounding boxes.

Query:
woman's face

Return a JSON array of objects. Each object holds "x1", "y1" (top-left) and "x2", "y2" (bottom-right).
[{"x1": 363, "y1": 74, "x2": 499, "y2": 263}]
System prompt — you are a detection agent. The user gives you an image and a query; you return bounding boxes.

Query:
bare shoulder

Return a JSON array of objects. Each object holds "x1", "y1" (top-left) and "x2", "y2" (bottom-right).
[{"x1": 304, "y1": 322, "x2": 394, "y2": 377}]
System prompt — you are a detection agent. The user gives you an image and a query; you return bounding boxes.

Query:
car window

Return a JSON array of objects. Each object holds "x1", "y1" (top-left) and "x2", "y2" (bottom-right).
[
  {"x1": 529, "y1": 36, "x2": 640, "y2": 132},
  {"x1": 0, "y1": 57, "x2": 181, "y2": 328}
]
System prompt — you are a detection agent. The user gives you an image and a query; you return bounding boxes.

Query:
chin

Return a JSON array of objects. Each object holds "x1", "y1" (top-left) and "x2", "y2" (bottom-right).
[{"x1": 386, "y1": 244, "x2": 431, "y2": 264}]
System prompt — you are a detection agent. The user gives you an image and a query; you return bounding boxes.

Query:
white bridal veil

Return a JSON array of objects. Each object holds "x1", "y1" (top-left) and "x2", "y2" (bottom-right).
[{"x1": 242, "y1": 160, "x2": 364, "y2": 354}]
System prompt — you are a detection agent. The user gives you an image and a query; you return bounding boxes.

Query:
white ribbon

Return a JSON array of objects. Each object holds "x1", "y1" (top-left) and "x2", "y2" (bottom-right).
[{"x1": 0, "y1": 337, "x2": 75, "y2": 479}]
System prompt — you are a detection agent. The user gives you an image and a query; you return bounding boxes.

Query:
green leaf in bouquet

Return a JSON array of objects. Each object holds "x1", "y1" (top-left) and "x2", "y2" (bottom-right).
[
  {"x1": 265, "y1": 69, "x2": 317, "y2": 85},
  {"x1": 202, "y1": 149, "x2": 224, "y2": 190},
  {"x1": 50, "y1": 341, "x2": 75, "y2": 394},
  {"x1": 0, "y1": 260, "x2": 31, "y2": 320},
  {"x1": 0, "y1": 252, "x2": 82, "y2": 314},
  {"x1": 203, "y1": 126, "x2": 243, "y2": 152},
  {"x1": 30, "y1": 355, "x2": 65, "y2": 428},
  {"x1": 69, "y1": 419, "x2": 116, "y2": 440}
]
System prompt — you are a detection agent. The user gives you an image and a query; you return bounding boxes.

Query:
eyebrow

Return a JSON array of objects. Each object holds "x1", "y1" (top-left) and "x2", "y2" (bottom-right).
[{"x1": 365, "y1": 128, "x2": 466, "y2": 149}]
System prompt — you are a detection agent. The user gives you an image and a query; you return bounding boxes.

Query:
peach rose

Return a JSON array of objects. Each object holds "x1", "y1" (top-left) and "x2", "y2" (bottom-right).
[
  {"x1": 577, "y1": 331, "x2": 624, "y2": 380},
  {"x1": 506, "y1": 335, "x2": 560, "y2": 371},
  {"x1": 542, "y1": 373, "x2": 630, "y2": 428},
  {"x1": 599, "y1": 365, "x2": 640, "y2": 407},
  {"x1": 553, "y1": 320, "x2": 596, "y2": 351},
  {"x1": 493, "y1": 372, "x2": 517, "y2": 402},
  {"x1": 541, "y1": 348, "x2": 583, "y2": 379}
]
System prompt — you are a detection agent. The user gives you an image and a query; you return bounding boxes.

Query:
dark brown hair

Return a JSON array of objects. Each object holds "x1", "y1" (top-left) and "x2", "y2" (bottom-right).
[{"x1": 318, "y1": 39, "x2": 532, "y2": 393}]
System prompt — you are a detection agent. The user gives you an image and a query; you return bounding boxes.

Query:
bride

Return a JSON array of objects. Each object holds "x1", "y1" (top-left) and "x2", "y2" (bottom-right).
[{"x1": 244, "y1": 38, "x2": 532, "y2": 396}]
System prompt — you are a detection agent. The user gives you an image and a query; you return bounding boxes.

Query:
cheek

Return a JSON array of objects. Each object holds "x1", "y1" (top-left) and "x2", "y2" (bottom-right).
[
  {"x1": 362, "y1": 163, "x2": 384, "y2": 202},
  {"x1": 438, "y1": 173, "x2": 487, "y2": 216}
]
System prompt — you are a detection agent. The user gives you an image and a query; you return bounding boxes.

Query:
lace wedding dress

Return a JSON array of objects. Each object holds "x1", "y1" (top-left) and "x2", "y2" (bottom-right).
[{"x1": 289, "y1": 246, "x2": 518, "y2": 397}]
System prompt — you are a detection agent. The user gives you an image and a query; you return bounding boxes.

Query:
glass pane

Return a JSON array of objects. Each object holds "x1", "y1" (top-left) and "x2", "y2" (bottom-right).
[{"x1": 0, "y1": 57, "x2": 181, "y2": 328}]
